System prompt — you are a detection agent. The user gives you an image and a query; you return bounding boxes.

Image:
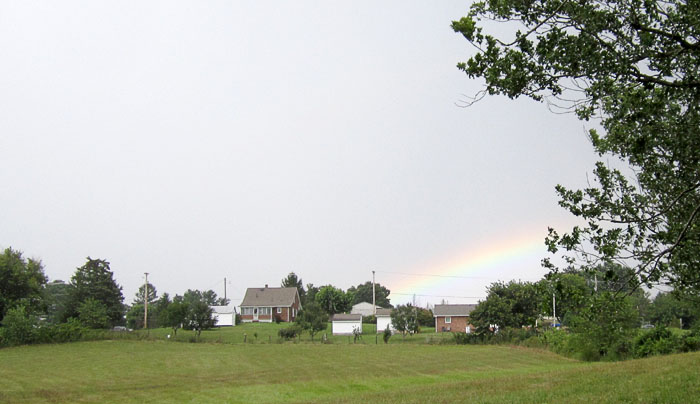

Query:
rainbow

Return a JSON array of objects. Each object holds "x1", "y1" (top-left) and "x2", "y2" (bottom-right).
[{"x1": 386, "y1": 231, "x2": 552, "y2": 304}]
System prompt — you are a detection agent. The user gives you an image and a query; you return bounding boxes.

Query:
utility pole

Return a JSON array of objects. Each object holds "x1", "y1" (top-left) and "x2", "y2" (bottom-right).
[
  {"x1": 224, "y1": 277, "x2": 227, "y2": 304},
  {"x1": 372, "y1": 270, "x2": 376, "y2": 315},
  {"x1": 144, "y1": 272, "x2": 149, "y2": 329},
  {"x1": 594, "y1": 273, "x2": 598, "y2": 293},
  {"x1": 552, "y1": 292, "x2": 556, "y2": 328}
]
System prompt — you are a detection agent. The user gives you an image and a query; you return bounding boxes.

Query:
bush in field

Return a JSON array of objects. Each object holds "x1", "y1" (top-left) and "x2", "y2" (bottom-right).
[
  {"x1": 36, "y1": 318, "x2": 88, "y2": 343},
  {"x1": 680, "y1": 328, "x2": 700, "y2": 352},
  {"x1": 568, "y1": 292, "x2": 639, "y2": 361},
  {"x1": 634, "y1": 327, "x2": 679, "y2": 357},
  {"x1": 453, "y1": 332, "x2": 480, "y2": 345},
  {"x1": 278, "y1": 325, "x2": 301, "y2": 340},
  {"x1": 382, "y1": 325, "x2": 392, "y2": 344},
  {"x1": 539, "y1": 329, "x2": 576, "y2": 357},
  {"x1": 295, "y1": 302, "x2": 328, "y2": 341},
  {"x1": 489, "y1": 327, "x2": 537, "y2": 345},
  {"x1": 0, "y1": 305, "x2": 37, "y2": 346}
]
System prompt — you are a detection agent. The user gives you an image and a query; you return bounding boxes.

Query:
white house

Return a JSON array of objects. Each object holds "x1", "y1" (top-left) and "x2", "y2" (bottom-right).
[
  {"x1": 375, "y1": 308, "x2": 394, "y2": 333},
  {"x1": 211, "y1": 305, "x2": 236, "y2": 327},
  {"x1": 331, "y1": 313, "x2": 363, "y2": 335},
  {"x1": 350, "y1": 302, "x2": 375, "y2": 316}
]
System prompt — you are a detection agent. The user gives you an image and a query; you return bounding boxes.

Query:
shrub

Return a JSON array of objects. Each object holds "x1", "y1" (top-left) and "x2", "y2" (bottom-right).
[
  {"x1": 36, "y1": 318, "x2": 87, "y2": 343},
  {"x1": 364, "y1": 315, "x2": 376, "y2": 324},
  {"x1": 382, "y1": 326, "x2": 392, "y2": 344},
  {"x1": 1, "y1": 305, "x2": 38, "y2": 346},
  {"x1": 278, "y1": 325, "x2": 301, "y2": 340},
  {"x1": 539, "y1": 329, "x2": 575, "y2": 356},
  {"x1": 634, "y1": 326, "x2": 680, "y2": 358},
  {"x1": 452, "y1": 332, "x2": 480, "y2": 345}
]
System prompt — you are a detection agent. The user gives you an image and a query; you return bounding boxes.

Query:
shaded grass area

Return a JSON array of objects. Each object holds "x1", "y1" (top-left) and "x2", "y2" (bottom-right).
[{"x1": 1, "y1": 340, "x2": 698, "y2": 403}]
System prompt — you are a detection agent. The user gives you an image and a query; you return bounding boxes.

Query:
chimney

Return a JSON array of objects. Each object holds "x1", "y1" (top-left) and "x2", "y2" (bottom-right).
[{"x1": 265, "y1": 284, "x2": 268, "y2": 288}]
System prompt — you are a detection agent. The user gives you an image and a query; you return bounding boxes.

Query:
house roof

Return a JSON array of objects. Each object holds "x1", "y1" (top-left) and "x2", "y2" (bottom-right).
[
  {"x1": 331, "y1": 313, "x2": 362, "y2": 322},
  {"x1": 352, "y1": 302, "x2": 374, "y2": 309},
  {"x1": 375, "y1": 308, "x2": 392, "y2": 316},
  {"x1": 433, "y1": 304, "x2": 477, "y2": 317},
  {"x1": 210, "y1": 305, "x2": 236, "y2": 314},
  {"x1": 240, "y1": 287, "x2": 299, "y2": 307}
]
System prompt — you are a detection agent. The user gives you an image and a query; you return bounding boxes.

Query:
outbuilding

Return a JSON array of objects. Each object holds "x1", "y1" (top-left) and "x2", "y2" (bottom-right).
[
  {"x1": 211, "y1": 305, "x2": 236, "y2": 327},
  {"x1": 375, "y1": 308, "x2": 394, "y2": 333},
  {"x1": 331, "y1": 313, "x2": 363, "y2": 335}
]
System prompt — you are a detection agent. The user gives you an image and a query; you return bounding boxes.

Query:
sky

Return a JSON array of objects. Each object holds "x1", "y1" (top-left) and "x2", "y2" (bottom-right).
[{"x1": 0, "y1": 1, "x2": 602, "y2": 307}]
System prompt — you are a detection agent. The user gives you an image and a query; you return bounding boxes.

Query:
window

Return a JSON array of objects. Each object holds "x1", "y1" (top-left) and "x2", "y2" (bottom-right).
[
  {"x1": 259, "y1": 307, "x2": 271, "y2": 315},
  {"x1": 241, "y1": 307, "x2": 254, "y2": 315},
  {"x1": 277, "y1": 307, "x2": 282, "y2": 314},
  {"x1": 445, "y1": 316, "x2": 452, "y2": 324}
]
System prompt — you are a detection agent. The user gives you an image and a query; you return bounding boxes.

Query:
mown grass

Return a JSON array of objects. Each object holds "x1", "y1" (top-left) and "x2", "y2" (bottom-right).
[{"x1": 1, "y1": 339, "x2": 698, "y2": 403}]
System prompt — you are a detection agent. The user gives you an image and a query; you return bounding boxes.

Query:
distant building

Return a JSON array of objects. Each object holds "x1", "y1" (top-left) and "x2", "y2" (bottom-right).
[
  {"x1": 239, "y1": 285, "x2": 302, "y2": 323},
  {"x1": 351, "y1": 302, "x2": 376, "y2": 316},
  {"x1": 331, "y1": 313, "x2": 363, "y2": 335},
  {"x1": 211, "y1": 305, "x2": 236, "y2": 327},
  {"x1": 433, "y1": 304, "x2": 477, "y2": 333}
]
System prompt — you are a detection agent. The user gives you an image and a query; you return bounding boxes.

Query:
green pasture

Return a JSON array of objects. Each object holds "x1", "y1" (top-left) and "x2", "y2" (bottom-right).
[
  {"x1": 1, "y1": 339, "x2": 698, "y2": 403},
  {"x1": 139, "y1": 323, "x2": 447, "y2": 344}
]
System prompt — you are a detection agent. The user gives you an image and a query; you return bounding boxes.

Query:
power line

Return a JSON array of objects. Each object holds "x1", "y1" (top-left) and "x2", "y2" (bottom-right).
[
  {"x1": 375, "y1": 270, "x2": 542, "y2": 281},
  {"x1": 390, "y1": 292, "x2": 485, "y2": 299}
]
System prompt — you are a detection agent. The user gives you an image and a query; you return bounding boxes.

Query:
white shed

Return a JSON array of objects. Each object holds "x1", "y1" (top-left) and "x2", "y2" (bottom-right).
[
  {"x1": 211, "y1": 305, "x2": 236, "y2": 327},
  {"x1": 331, "y1": 313, "x2": 363, "y2": 335},
  {"x1": 375, "y1": 308, "x2": 394, "y2": 333}
]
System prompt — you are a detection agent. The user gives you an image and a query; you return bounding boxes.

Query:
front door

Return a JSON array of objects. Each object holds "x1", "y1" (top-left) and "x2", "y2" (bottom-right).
[{"x1": 253, "y1": 308, "x2": 258, "y2": 321}]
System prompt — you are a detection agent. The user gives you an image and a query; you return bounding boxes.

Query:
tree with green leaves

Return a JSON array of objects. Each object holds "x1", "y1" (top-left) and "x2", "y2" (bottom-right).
[
  {"x1": 295, "y1": 301, "x2": 328, "y2": 341},
  {"x1": 315, "y1": 285, "x2": 351, "y2": 315},
  {"x1": 649, "y1": 291, "x2": 699, "y2": 328},
  {"x1": 161, "y1": 297, "x2": 188, "y2": 335},
  {"x1": 183, "y1": 300, "x2": 215, "y2": 337},
  {"x1": 77, "y1": 298, "x2": 109, "y2": 329},
  {"x1": 303, "y1": 283, "x2": 320, "y2": 307},
  {"x1": 43, "y1": 280, "x2": 71, "y2": 324},
  {"x1": 182, "y1": 289, "x2": 227, "y2": 307},
  {"x1": 0, "y1": 247, "x2": 47, "y2": 323},
  {"x1": 452, "y1": 0, "x2": 700, "y2": 294},
  {"x1": 64, "y1": 257, "x2": 124, "y2": 326},
  {"x1": 537, "y1": 273, "x2": 591, "y2": 326},
  {"x1": 132, "y1": 282, "x2": 157, "y2": 306},
  {"x1": 347, "y1": 281, "x2": 392, "y2": 308},
  {"x1": 390, "y1": 304, "x2": 420, "y2": 338},
  {"x1": 281, "y1": 272, "x2": 306, "y2": 303},
  {"x1": 125, "y1": 304, "x2": 145, "y2": 329},
  {"x1": 568, "y1": 292, "x2": 640, "y2": 360},
  {"x1": 470, "y1": 281, "x2": 540, "y2": 333}
]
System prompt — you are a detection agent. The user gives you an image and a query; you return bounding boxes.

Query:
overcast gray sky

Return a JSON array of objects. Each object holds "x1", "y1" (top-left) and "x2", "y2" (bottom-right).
[{"x1": 1, "y1": 1, "x2": 600, "y2": 307}]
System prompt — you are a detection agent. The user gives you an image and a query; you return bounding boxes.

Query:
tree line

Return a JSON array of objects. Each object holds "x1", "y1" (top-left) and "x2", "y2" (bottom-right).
[{"x1": 0, "y1": 248, "x2": 228, "y2": 346}]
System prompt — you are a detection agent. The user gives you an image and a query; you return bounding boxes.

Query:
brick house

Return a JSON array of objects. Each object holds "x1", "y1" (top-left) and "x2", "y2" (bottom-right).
[
  {"x1": 433, "y1": 304, "x2": 477, "y2": 333},
  {"x1": 239, "y1": 286, "x2": 302, "y2": 323}
]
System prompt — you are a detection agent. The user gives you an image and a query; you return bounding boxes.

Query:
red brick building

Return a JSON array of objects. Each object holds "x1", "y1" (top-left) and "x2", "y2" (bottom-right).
[
  {"x1": 239, "y1": 286, "x2": 302, "y2": 323},
  {"x1": 434, "y1": 304, "x2": 477, "y2": 333}
]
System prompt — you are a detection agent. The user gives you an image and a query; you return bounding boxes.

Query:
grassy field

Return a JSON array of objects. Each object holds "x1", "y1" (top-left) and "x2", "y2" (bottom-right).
[{"x1": 1, "y1": 339, "x2": 698, "y2": 403}]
